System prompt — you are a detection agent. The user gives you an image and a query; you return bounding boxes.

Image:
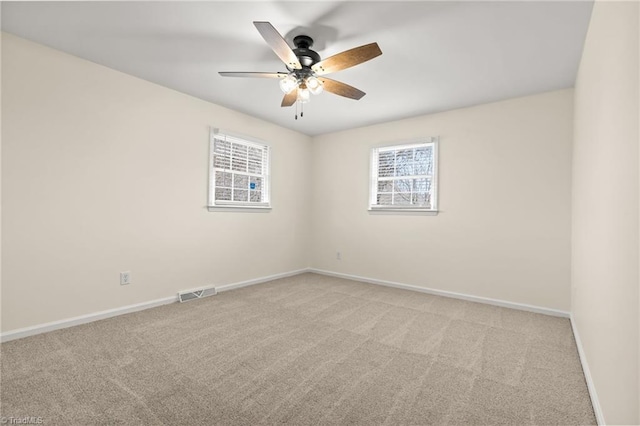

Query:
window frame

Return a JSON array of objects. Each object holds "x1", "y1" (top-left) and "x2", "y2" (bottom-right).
[
  {"x1": 208, "y1": 128, "x2": 271, "y2": 211},
  {"x1": 369, "y1": 138, "x2": 439, "y2": 212}
]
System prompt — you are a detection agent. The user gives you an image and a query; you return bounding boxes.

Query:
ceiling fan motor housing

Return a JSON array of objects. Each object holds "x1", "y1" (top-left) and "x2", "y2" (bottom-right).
[{"x1": 292, "y1": 35, "x2": 320, "y2": 68}]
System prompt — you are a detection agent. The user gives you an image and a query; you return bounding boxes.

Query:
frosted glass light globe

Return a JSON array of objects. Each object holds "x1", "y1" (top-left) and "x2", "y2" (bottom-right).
[
  {"x1": 279, "y1": 74, "x2": 298, "y2": 94},
  {"x1": 297, "y1": 88, "x2": 311, "y2": 103},
  {"x1": 306, "y1": 76, "x2": 323, "y2": 95}
]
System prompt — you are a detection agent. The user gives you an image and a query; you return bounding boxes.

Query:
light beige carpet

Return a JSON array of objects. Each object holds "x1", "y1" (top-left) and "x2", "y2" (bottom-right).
[{"x1": 1, "y1": 273, "x2": 596, "y2": 425}]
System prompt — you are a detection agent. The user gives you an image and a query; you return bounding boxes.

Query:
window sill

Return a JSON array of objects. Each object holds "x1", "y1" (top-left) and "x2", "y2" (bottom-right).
[
  {"x1": 368, "y1": 208, "x2": 439, "y2": 216},
  {"x1": 207, "y1": 205, "x2": 272, "y2": 213}
]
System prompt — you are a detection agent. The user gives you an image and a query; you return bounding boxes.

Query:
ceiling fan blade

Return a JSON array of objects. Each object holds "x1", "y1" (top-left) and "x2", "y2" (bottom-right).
[
  {"x1": 312, "y1": 42, "x2": 382, "y2": 75},
  {"x1": 319, "y1": 77, "x2": 366, "y2": 100},
  {"x1": 254, "y1": 21, "x2": 302, "y2": 70},
  {"x1": 281, "y1": 88, "x2": 298, "y2": 107},
  {"x1": 219, "y1": 72, "x2": 287, "y2": 78}
]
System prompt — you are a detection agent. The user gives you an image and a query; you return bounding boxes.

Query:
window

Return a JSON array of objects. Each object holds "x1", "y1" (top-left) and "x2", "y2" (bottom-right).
[
  {"x1": 370, "y1": 138, "x2": 438, "y2": 211},
  {"x1": 209, "y1": 129, "x2": 270, "y2": 209}
]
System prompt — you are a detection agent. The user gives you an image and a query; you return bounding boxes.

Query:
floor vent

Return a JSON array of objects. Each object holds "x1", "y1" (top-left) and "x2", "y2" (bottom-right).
[{"x1": 178, "y1": 287, "x2": 217, "y2": 303}]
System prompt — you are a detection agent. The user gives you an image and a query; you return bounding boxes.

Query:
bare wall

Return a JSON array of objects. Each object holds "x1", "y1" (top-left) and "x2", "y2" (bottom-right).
[
  {"x1": 310, "y1": 90, "x2": 574, "y2": 311},
  {"x1": 1, "y1": 33, "x2": 312, "y2": 332},
  {"x1": 572, "y1": 1, "x2": 640, "y2": 424}
]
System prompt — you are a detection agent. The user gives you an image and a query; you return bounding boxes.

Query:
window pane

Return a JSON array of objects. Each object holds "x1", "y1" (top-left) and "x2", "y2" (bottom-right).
[
  {"x1": 214, "y1": 140, "x2": 231, "y2": 169},
  {"x1": 216, "y1": 171, "x2": 232, "y2": 188},
  {"x1": 426, "y1": 147, "x2": 435, "y2": 175},
  {"x1": 248, "y1": 146, "x2": 262, "y2": 160},
  {"x1": 233, "y1": 174, "x2": 248, "y2": 189},
  {"x1": 394, "y1": 179, "x2": 412, "y2": 192},
  {"x1": 395, "y1": 149, "x2": 414, "y2": 176},
  {"x1": 250, "y1": 176, "x2": 262, "y2": 191},
  {"x1": 417, "y1": 178, "x2": 433, "y2": 208},
  {"x1": 214, "y1": 155, "x2": 230, "y2": 170},
  {"x1": 415, "y1": 192, "x2": 429, "y2": 207},
  {"x1": 377, "y1": 180, "x2": 393, "y2": 192},
  {"x1": 378, "y1": 151, "x2": 395, "y2": 177},
  {"x1": 233, "y1": 189, "x2": 248, "y2": 202},
  {"x1": 248, "y1": 147, "x2": 263, "y2": 173},
  {"x1": 395, "y1": 192, "x2": 412, "y2": 205},
  {"x1": 248, "y1": 161, "x2": 262, "y2": 174},
  {"x1": 425, "y1": 178, "x2": 432, "y2": 208},
  {"x1": 413, "y1": 178, "x2": 427, "y2": 192},
  {"x1": 232, "y1": 143, "x2": 248, "y2": 172},
  {"x1": 414, "y1": 147, "x2": 430, "y2": 175},
  {"x1": 215, "y1": 187, "x2": 231, "y2": 201},
  {"x1": 250, "y1": 190, "x2": 262, "y2": 202},
  {"x1": 377, "y1": 193, "x2": 393, "y2": 205}
]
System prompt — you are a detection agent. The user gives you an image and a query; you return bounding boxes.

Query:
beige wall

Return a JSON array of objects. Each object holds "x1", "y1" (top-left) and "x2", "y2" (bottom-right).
[
  {"x1": 310, "y1": 90, "x2": 574, "y2": 311},
  {"x1": 572, "y1": 1, "x2": 640, "y2": 424},
  {"x1": 1, "y1": 33, "x2": 312, "y2": 332}
]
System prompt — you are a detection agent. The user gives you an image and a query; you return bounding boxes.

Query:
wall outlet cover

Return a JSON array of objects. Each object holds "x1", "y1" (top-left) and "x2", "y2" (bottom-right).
[{"x1": 120, "y1": 271, "x2": 131, "y2": 285}]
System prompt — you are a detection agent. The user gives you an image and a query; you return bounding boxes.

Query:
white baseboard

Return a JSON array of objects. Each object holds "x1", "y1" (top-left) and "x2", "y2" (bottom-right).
[
  {"x1": 570, "y1": 316, "x2": 605, "y2": 425},
  {"x1": 0, "y1": 295, "x2": 178, "y2": 343},
  {"x1": 308, "y1": 268, "x2": 570, "y2": 318},
  {"x1": 215, "y1": 268, "x2": 310, "y2": 293},
  {"x1": 0, "y1": 268, "x2": 310, "y2": 343}
]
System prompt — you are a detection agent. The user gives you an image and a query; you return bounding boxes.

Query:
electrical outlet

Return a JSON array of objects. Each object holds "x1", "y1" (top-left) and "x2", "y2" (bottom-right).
[
  {"x1": 120, "y1": 271, "x2": 131, "y2": 285},
  {"x1": 336, "y1": 252, "x2": 342, "y2": 260}
]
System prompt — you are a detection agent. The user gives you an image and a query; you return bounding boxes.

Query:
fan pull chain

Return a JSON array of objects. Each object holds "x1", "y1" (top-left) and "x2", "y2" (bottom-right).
[{"x1": 293, "y1": 101, "x2": 307, "y2": 120}]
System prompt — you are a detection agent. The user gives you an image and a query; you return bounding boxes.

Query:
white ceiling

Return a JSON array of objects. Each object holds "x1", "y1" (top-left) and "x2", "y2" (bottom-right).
[{"x1": 2, "y1": 1, "x2": 593, "y2": 136}]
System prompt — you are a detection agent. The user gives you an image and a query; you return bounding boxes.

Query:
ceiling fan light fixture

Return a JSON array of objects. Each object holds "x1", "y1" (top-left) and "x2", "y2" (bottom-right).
[
  {"x1": 297, "y1": 87, "x2": 311, "y2": 103},
  {"x1": 306, "y1": 76, "x2": 324, "y2": 95},
  {"x1": 279, "y1": 73, "x2": 298, "y2": 94}
]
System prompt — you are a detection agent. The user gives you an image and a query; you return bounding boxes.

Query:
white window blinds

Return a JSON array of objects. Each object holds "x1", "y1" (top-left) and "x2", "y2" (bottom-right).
[
  {"x1": 370, "y1": 139, "x2": 438, "y2": 211},
  {"x1": 209, "y1": 129, "x2": 271, "y2": 209}
]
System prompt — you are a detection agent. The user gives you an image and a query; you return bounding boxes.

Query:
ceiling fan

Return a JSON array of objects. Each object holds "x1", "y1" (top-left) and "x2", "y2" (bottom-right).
[{"x1": 219, "y1": 21, "x2": 382, "y2": 119}]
